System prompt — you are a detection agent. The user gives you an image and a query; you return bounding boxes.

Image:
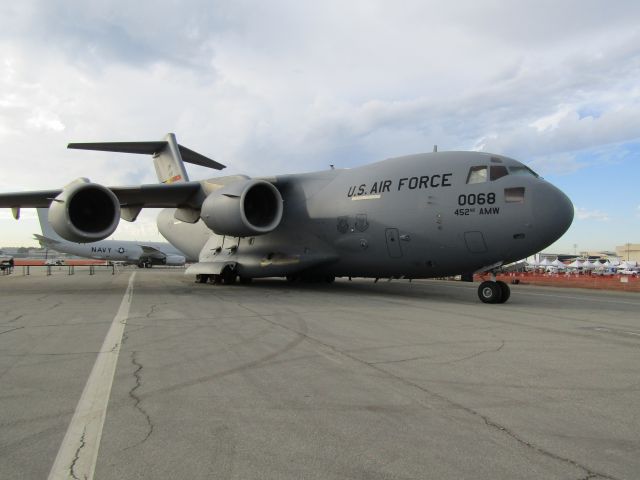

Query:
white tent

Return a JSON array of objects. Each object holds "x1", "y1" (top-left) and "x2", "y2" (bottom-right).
[
  {"x1": 551, "y1": 259, "x2": 566, "y2": 269},
  {"x1": 539, "y1": 258, "x2": 552, "y2": 267},
  {"x1": 582, "y1": 260, "x2": 597, "y2": 270},
  {"x1": 567, "y1": 259, "x2": 583, "y2": 269}
]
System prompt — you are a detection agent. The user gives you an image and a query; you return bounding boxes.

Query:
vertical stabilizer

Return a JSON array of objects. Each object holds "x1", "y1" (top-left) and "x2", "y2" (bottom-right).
[
  {"x1": 153, "y1": 133, "x2": 189, "y2": 184},
  {"x1": 36, "y1": 208, "x2": 63, "y2": 241}
]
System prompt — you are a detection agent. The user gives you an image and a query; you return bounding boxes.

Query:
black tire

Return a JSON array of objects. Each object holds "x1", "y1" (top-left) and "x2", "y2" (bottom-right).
[
  {"x1": 210, "y1": 274, "x2": 222, "y2": 284},
  {"x1": 325, "y1": 275, "x2": 335, "y2": 283},
  {"x1": 496, "y1": 281, "x2": 511, "y2": 303},
  {"x1": 478, "y1": 281, "x2": 503, "y2": 304},
  {"x1": 221, "y1": 267, "x2": 237, "y2": 285},
  {"x1": 196, "y1": 274, "x2": 208, "y2": 284}
]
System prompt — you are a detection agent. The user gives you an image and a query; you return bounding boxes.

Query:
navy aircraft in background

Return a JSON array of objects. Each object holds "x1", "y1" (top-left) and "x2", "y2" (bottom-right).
[
  {"x1": 33, "y1": 208, "x2": 187, "y2": 268},
  {"x1": 0, "y1": 133, "x2": 573, "y2": 303}
]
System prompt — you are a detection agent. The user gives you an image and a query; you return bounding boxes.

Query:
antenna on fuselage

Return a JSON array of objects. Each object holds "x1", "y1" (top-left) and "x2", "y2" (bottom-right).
[{"x1": 433, "y1": 145, "x2": 438, "y2": 153}]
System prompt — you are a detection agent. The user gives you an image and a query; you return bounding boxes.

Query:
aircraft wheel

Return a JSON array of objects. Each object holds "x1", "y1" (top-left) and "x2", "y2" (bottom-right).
[
  {"x1": 325, "y1": 275, "x2": 335, "y2": 283},
  {"x1": 478, "y1": 281, "x2": 503, "y2": 304},
  {"x1": 221, "y1": 267, "x2": 237, "y2": 285},
  {"x1": 496, "y1": 281, "x2": 510, "y2": 303},
  {"x1": 210, "y1": 274, "x2": 222, "y2": 284},
  {"x1": 196, "y1": 274, "x2": 208, "y2": 284}
]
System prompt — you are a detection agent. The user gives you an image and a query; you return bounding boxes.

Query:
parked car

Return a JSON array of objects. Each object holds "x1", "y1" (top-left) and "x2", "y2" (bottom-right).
[
  {"x1": 619, "y1": 269, "x2": 638, "y2": 276},
  {"x1": 44, "y1": 258, "x2": 65, "y2": 266},
  {"x1": 592, "y1": 269, "x2": 615, "y2": 276}
]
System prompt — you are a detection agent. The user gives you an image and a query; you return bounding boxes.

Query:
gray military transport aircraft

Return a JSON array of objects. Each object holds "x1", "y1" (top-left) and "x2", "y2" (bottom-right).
[{"x1": 0, "y1": 133, "x2": 573, "y2": 303}]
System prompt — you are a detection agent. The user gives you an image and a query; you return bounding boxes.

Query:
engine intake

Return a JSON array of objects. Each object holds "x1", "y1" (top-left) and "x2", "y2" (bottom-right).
[
  {"x1": 48, "y1": 179, "x2": 121, "y2": 243},
  {"x1": 200, "y1": 179, "x2": 283, "y2": 236}
]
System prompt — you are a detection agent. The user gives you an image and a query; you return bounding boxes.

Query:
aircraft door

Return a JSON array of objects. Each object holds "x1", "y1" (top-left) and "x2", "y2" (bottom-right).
[{"x1": 385, "y1": 228, "x2": 403, "y2": 258}]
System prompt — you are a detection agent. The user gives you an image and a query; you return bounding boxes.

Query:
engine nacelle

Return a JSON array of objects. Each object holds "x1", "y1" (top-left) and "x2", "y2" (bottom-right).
[
  {"x1": 48, "y1": 178, "x2": 121, "y2": 243},
  {"x1": 200, "y1": 179, "x2": 283, "y2": 237}
]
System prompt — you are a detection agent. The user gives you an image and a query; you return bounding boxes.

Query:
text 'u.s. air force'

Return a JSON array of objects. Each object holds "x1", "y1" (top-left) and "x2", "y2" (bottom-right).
[{"x1": 347, "y1": 173, "x2": 452, "y2": 197}]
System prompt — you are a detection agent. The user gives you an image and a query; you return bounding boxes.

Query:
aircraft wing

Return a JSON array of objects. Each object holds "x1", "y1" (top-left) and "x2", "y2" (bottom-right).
[{"x1": 0, "y1": 182, "x2": 204, "y2": 209}]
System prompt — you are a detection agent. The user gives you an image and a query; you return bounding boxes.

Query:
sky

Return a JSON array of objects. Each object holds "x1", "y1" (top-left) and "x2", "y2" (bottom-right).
[{"x1": 0, "y1": 0, "x2": 639, "y2": 254}]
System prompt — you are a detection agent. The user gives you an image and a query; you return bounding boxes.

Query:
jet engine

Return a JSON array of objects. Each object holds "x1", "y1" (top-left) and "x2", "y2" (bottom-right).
[
  {"x1": 200, "y1": 179, "x2": 283, "y2": 237},
  {"x1": 48, "y1": 178, "x2": 121, "y2": 243}
]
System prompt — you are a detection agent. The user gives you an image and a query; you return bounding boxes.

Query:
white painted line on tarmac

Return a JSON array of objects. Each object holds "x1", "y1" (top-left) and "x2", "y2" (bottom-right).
[{"x1": 48, "y1": 272, "x2": 136, "y2": 480}]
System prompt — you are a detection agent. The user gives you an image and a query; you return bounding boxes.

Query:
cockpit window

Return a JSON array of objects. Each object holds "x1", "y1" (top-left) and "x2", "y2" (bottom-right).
[
  {"x1": 490, "y1": 165, "x2": 509, "y2": 181},
  {"x1": 466, "y1": 166, "x2": 488, "y2": 184},
  {"x1": 508, "y1": 166, "x2": 539, "y2": 178}
]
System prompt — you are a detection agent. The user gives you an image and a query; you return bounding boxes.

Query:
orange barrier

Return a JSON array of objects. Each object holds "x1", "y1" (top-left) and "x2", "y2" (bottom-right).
[
  {"x1": 14, "y1": 259, "x2": 108, "y2": 266},
  {"x1": 476, "y1": 272, "x2": 640, "y2": 293}
]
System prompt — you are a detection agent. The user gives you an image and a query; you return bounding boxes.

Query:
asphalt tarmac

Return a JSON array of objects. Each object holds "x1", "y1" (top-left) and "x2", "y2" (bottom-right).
[{"x1": 1, "y1": 268, "x2": 639, "y2": 479}]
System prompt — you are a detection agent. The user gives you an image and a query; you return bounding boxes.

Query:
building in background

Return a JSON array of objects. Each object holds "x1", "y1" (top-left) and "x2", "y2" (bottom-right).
[{"x1": 616, "y1": 243, "x2": 640, "y2": 262}]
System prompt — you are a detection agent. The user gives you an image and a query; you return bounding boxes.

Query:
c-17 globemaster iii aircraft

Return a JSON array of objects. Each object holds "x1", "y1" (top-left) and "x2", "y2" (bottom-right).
[
  {"x1": 0, "y1": 133, "x2": 573, "y2": 303},
  {"x1": 34, "y1": 208, "x2": 188, "y2": 268}
]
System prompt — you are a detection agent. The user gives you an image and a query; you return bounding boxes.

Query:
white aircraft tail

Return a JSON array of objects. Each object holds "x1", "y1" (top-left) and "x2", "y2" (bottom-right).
[
  {"x1": 67, "y1": 133, "x2": 225, "y2": 184},
  {"x1": 36, "y1": 208, "x2": 63, "y2": 241}
]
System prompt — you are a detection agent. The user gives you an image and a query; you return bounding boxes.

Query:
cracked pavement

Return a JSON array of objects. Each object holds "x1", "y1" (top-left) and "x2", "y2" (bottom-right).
[{"x1": 1, "y1": 268, "x2": 639, "y2": 479}]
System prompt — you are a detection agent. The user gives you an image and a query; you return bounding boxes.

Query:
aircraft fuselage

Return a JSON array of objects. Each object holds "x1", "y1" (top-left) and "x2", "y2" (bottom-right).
[{"x1": 158, "y1": 151, "x2": 573, "y2": 279}]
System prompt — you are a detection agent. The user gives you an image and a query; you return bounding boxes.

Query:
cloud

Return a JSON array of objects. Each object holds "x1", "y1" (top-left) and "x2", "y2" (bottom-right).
[{"x1": 574, "y1": 207, "x2": 610, "y2": 222}]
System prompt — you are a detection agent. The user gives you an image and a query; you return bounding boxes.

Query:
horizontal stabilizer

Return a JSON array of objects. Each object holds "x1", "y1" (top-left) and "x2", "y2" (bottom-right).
[
  {"x1": 68, "y1": 141, "x2": 226, "y2": 170},
  {"x1": 33, "y1": 233, "x2": 60, "y2": 246},
  {"x1": 139, "y1": 245, "x2": 166, "y2": 259}
]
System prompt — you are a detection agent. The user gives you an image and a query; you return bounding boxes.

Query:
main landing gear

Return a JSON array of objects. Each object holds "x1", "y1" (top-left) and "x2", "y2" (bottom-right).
[
  {"x1": 195, "y1": 266, "x2": 253, "y2": 286},
  {"x1": 477, "y1": 280, "x2": 510, "y2": 304}
]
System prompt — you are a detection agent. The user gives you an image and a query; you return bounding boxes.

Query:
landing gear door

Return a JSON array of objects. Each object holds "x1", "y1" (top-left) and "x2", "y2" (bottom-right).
[{"x1": 385, "y1": 228, "x2": 403, "y2": 258}]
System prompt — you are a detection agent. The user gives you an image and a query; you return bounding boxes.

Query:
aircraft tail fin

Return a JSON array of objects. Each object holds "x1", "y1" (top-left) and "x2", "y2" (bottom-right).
[
  {"x1": 67, "y1": 133, "x2": 225, "y2": 184},
  {"x1": 36, "y1": 208, "x2": 63, "y2": 241}
]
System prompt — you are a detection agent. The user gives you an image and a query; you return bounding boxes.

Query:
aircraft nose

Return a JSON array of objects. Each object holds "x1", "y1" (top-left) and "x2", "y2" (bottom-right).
[{"x1": 533, "y1": 182, "x2": 574, "y2": 244}]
